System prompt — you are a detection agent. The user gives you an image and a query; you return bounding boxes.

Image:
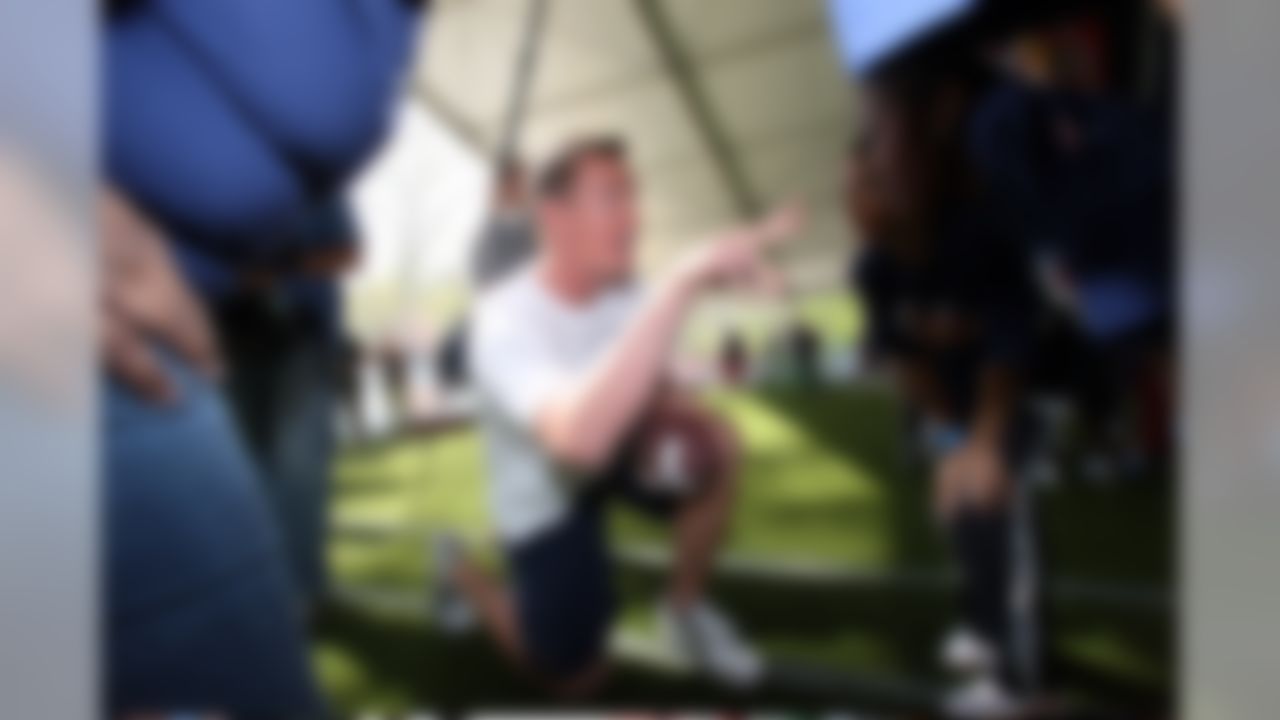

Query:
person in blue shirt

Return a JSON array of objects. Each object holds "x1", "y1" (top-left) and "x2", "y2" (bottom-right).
[{"x1": 102, "y1": 0, "x2": 426, "y2": 714}]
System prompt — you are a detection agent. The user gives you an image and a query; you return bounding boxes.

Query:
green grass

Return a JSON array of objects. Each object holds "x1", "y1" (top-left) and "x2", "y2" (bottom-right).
[
  {"x1": 680, "y1": 290, "x2": 868, "y2": 358},
  {"x1": 317, "y1": 384, "x2": 1173, "y2": 715}
]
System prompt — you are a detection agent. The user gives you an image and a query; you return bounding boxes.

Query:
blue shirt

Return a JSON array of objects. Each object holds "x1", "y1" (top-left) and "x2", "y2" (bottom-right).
[{"x1": 105, "y1": 0, "x2": 420, "y2": 302}]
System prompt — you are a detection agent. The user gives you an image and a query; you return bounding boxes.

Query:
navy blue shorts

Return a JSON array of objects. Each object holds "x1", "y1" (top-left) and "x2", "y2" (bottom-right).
[
  {"x1": 508, "y1": 452, "x2": 679, "y2": 681},
  {"x1": 509, "y1": 504, "x2": 614, "y2": 680}
]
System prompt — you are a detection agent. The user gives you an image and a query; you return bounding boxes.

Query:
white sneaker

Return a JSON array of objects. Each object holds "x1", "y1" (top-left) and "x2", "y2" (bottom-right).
[
  {"x1": 658, "y1": 599, "x2": 764, "y2": 689},
  {"x1": 939, "y1": 626, "x2": 1000, "y2": 675},
  {"x1": 431, "y1": 533, "x2": 476, "y2": 634},
  {"x1": 943, "y1": 674, "x2": 1021, "y2": 719}
]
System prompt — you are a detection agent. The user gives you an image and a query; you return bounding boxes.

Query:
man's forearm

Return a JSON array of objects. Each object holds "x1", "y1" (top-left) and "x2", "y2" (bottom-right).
[
  {"x1": 533, "y1": 202, "x2": 801, "y2": 473},
  {"x1": 537, "y1": 268, "x2": 699, "y2": 473}
]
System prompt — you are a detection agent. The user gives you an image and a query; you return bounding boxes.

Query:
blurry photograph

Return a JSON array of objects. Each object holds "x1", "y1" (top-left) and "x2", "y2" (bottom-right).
[{"x1": 100, "y1": 0, "x2": 1177, "y2": 717}]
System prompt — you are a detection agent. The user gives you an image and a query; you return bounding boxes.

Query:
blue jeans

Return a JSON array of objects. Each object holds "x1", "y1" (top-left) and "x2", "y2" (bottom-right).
[{"x1": 105, "y1": 353, "x2": 318, "y2": 716}]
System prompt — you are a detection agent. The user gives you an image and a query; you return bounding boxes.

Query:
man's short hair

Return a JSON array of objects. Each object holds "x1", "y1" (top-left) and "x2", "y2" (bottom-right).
[{"x1": 537, "y1": 136, "x2": 628, "y2": 199}]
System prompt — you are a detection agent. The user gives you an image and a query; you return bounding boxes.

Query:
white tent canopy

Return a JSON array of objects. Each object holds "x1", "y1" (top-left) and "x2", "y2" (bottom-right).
[{"x1": 416, "y1": 0, "x2": 858, "y2": 290}]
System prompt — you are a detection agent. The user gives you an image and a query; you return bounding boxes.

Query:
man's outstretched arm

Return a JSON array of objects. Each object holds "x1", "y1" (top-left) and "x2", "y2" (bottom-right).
[{"x1": 535, "y1": 206, "x2": 802, "y2": 476}]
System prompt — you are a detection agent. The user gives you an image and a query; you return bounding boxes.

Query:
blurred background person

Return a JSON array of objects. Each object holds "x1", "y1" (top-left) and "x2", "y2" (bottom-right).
[
  {"x1": 103, "y1": 0, "x2": 427, "y2": 713},
  {"x1": 333, "y1": 332, "x2": 365, "y2": 443},
  {"x1": 437, "y1": 156, "x2": 536, "y2": 391},
  {"x1": 787, "y1": 318, "x2": 823, "y2": 387},
  {"x1": 473, "y1": 155, "x2": 537, "y2": 290},
  {"x1": 718, "y1": 328, "x2": 750, "y2": 386}
]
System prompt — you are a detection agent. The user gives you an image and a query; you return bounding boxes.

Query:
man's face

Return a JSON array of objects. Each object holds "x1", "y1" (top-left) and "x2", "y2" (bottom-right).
[{"x1": 541, "y1": 154, "x2": 638, "y2": 286}]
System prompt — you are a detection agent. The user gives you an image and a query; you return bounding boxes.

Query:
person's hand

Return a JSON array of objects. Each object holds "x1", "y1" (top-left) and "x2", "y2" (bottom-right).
[
  {"x1": 677, "y1": 202, "x2": 805, "y2": 294},
  {"x1": 933, "y1": 438, "x2": 1010, "y2": 520},
  {"x1": 101, "y1": 190, "x2": 221, "y2": 403}
]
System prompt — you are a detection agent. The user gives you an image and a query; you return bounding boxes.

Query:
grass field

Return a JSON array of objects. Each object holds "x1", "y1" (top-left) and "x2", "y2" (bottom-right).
[{"x1": 315, "y1": 384, "x2": 1173, "y2": 715}]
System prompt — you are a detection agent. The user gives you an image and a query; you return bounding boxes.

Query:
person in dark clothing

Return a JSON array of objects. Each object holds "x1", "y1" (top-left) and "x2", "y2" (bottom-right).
[
  {"x1": 438, "y1": 157, "x2": 536, "y2": 388},
  {"x1": 719, "y1": 329, "x2": 750, "y2": 385},
  {"x1": 969, "y1": 69, "x2": 1176, "y2": 466},
  {"x1": 843, "y1": 59, "x2": 1042, "y2": 713},
  {"x1": 103, "y1": 1, "x2": 427, "y2": 714},
  {"x1": 473, "y1": 156, "x2": 537, "y2": 290},
  {"x1": 787, "y1": 320, "x2": 824, "y2": 386}
]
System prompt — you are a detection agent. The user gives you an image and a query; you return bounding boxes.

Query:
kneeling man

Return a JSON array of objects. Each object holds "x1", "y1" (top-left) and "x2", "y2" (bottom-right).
[{"x1": 440, "y1": 136, "x2": 800, "y2": 695}]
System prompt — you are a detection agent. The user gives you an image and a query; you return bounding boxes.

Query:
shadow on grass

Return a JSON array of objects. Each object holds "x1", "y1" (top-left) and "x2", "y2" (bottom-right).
[
  {"x1": 319, "y1": 384, "x2": 1173, "y2": 715},
  {"x1": 312, "y1": 601, "x2": 858, "y2": 716},
  {"x1": 314, "y1": 563, "x2": 1169, "y2": 717},
  {"x1": 744, "y1": 384, "x2": 1175, "y2": 579},
  {"x1": 741, "y1": 384, "x2": 944, "y2": 570}
]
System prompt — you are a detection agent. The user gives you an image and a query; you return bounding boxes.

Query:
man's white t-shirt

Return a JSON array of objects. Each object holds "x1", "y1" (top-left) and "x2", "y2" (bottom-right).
[{"x1": 469, "y1": 266, "x2": 641, "y2": 544}]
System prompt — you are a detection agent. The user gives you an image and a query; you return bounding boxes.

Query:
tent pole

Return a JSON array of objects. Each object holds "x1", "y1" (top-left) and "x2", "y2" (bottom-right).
[{"x1": 497, "y1": 0, "x2": 552, "y2": 160}]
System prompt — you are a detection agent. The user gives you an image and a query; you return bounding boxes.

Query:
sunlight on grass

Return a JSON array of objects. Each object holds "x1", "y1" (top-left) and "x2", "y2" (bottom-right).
[
  {"x1": 718, "y1": 391, "x2": 818, "y2": 454},
  {"x1": 334, "y1": 388, "x2": 902, "y2": 573},
  {"x1": 314, "y1": 641, "x2": 372, "y2": 705},
  {"x1": 714, "y1": 392, "x2": 892, "y2": 565},
  {"x1": 330, "y1": 540, "x2": 427, "y2": 588},
  {"x1": 319, "y1": 385, "x2": 1172, "y2": 709},
  {"x1": 335, "y1": 433, "x2": 490, "y2": 538}
]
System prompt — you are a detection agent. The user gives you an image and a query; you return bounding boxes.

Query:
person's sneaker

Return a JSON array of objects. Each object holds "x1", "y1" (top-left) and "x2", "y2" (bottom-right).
[
  {"x1": 658, "y1": 599, "x2": 764, "y2": 689},
  {"x1": 943, "y1": 673, "x2": 1021, "y2": 719},
  {"x1": 431, "y1": 532, "x2": 476, "y2": 635},
  {"x1": 939, "y1": 626, "x2": 1000, "y2": 676}
]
